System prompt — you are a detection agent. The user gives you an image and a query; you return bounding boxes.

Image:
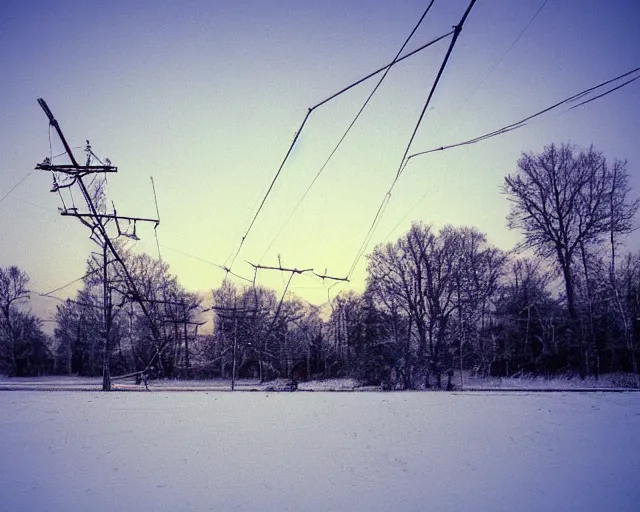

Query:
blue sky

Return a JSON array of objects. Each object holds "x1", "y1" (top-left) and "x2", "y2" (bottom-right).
[{"x1": 1, "y1": 0, "x2": 639, "y2": 323}]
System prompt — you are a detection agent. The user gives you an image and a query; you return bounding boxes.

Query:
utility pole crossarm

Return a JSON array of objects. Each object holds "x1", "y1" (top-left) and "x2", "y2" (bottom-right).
[
  {"x1": 60, "y1": 212, "x2": 159, "y2": 224},
  {"x1": 246, "y1": 261, "x2": 347, "y2": 281},
  {"x1": 312, "y1": 272, "x2": 350, "y2": 282},
  {"x1": 210, "y1": 306, "x2": 260, "y2": 314},
  {"x1": 246, "y1": 261, "x2": 313, "y2": 275},
  {"x1": 163, "y1": 319, "x2": 207, "y2": 326},
  {"x1": 36, "y1": 98, "x2": 165, "y2": 391},
  {"x1": 36, "y1": 164, "x2": 117, "y2": 174}
]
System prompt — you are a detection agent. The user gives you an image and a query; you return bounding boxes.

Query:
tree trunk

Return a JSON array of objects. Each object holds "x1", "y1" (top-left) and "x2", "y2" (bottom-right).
[{"x1": 579, "y1": 241, "x2": 598, "y2": 379}]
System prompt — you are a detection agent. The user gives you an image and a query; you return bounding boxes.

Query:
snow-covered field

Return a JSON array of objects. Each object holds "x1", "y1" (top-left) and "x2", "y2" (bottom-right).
[
  {"x1": 462, "y1": 371, "x2": 639, "y2": 390},
  {"x1": 1, "y1": 372, "x2": 637, "y2": 392},
  {"x1": 1, "y1": 391, "x2": 639, "y2": 512}
]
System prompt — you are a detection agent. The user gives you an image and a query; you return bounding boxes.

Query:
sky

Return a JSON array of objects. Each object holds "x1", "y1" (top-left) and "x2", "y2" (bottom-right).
[{"x1": 1, "y1": 0, "x2": 639, "y2": 327}]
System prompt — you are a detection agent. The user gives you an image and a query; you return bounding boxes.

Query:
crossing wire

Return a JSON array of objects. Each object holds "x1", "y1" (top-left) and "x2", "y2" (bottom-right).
[
  {"x1": 259, "y1": 0, "x2": 444, "y2": 263},
  {"x1": 347, "y1": 0, "x2": 478, "y2": 280},
  {"x1": 226, "y1": 15, "x2": 454, "y2": 272},
  {"x1": 0, "y1": 170, "x2": 34, "y2": 205},
  {"x1": 382, "y1": 0, "x2": 550, "y2": 243},
  {"x1": 405, "y1": 66, "x2": 640, "y2": 162},
  {"x1": 160, "y1": 243, "x2": 253, "y2": 284},
  {"x1": 381, "y1": 68, "x2": 640, "y2": 245},
  {"x1": 469, "y1": 0, "x2": 549, "y2": 103}
]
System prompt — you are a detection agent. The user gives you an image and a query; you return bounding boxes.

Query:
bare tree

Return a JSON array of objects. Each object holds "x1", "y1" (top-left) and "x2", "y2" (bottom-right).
[
  {"x1": 0, "y1": 266, "x2": 31, "y2": 375},
  {"x1": 367, "y1": 223, "x2": 505, "y2": 388},
  {"x1": 503, "y1": 143, "x2": 638, "y2": 375}
]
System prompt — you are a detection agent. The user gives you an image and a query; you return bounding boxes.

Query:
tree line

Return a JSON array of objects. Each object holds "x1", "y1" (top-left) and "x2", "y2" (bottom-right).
[{"x1": 1, "y1": 143, "x2": 639, "y2": 387}]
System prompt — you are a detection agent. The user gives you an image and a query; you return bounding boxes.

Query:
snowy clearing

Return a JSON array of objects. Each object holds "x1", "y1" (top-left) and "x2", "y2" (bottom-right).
[
  {"x1": 1, "y1": 391, "x2": 639, "y2": 512},
  {"x1": 1, "y1": 373, "x2": 637, "y2": 392}
]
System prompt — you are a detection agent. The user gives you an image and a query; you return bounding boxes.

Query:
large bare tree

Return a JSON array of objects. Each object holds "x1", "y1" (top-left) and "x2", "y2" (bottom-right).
[
  {"x1": 367, "y1": 223, "x2": 505, "y2": 388},
  {"x1": 504, "y1": 143, "x2": 637, "y2": 324}
]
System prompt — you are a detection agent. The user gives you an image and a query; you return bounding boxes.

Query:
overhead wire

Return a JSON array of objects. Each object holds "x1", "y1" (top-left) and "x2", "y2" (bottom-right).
[
  {"x1": 0, "y1": 170, "x2": 35, "y2": 205},
  {"x1": 159, "y1": 243, "x2": 253, "y2": 284},
  {"x1": 40, "y1": 272, "x2": 97, "y2": 297},
  {"x1": 225, "y1": 110, "x2": 312, "y2": 272},
  {"x1": 431, "y1": 0, "x2": 550, "y2": 147},
  {"x1": 347, "y1": 192, "x2": 392, "y2": 279},
  {"x1": 39, "y1": 257, "x2": 120, "y2": 298},
  {"x1": 382, "y1": 0, "x2": 550, "y2": 242},
  {"x1": 311, "y1": 30, "x2": 455, "y2": 111},
  {"x1": 37, "y1": 293, "x2": 104, "y2": 310},
  {"x1": 567, "y1": 73, "x2": 640, "y2": 111},
  {"x1": 468, "y1": 0, "x2": 549, "y2": 102},
  {"x1": 405, "y1": 66, "x2": 640, "y2": 162},
  {"x1": 382, "y1": 187, "x2": 432, "y2": 242},
  {"x1": 262, "y1": 271, "x2": 296, "y2": 338},
  {"x1": 259, "y1": 0, "x2": 441, "y2": 263},
  {"x1": 151, "y1": 176, "x2": 162, "y2": 261},
  {"x1": 347, "y1": 0, "x2": 478, "y2": 280},
  {"x1": 381, "y1": 68, "x2": 640, "y2": 247},
  {"x1": 226, "y1": 23, "x2": 456, "y2": 273},
  {"x1": 51, "y1": 147, "x2": 84, "y2": 161}
]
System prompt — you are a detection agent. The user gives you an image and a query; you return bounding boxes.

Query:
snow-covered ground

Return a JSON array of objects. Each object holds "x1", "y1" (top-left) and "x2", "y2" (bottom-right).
[
  {"x1": 1, "y1": 391, "x2": 639, "y2": 512},
  {"x1": 462, "y1": 371, "x2": 639, "y2": 390},
  {"x1": 1, "y1": 372, "x2": 637, "y2": 392}
]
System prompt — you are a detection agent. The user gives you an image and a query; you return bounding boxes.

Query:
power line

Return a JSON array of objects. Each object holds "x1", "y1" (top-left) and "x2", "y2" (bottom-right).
[
  {"x1": 38, "y1": 256, "x2": 120, "y2": 302},
  {"x1": 381, "y1": 2, "x2": 550, "y2": 241},
  {"x1": 405, "y1": 66, "x2": 640, "y2": 162},
  {"x1": 259, "y1": 1, "x2": 443, "y2": 263},
  {"x1": 159, "y1": 243, "x2": 253, "y2": 283},
  {"x1": 150, "y1": 176, "x2": 162, "y2": 261},
  {"x1": 395, "y1": 1, "x2": 477, "y2": 184},
  {"x1": 347, "y1": 0, "x2": 478, "y2": 280},
  {"x1": 226, "y1": 25, "x2": 455, "y2": 272},
  {"x1": 0, "y1": 170, "x2": 34, "y2": 205},
  {"x1": 568, "y1": 74, "x2": 640, "y2": 111},
  {"x1": 311, "y1": 31, "x2": 455, "y2": 111},
  {"x1": 433, "y1": 0, "x2": 549, "y2": 147},
  {"x1": 347, "y1": 192, "x2": 392, "y2": 280},
  {"x1": 381, "y1": 66, "x2": 640, "y2": 248},
  {"x1": 37, "y1": 293, "x2": 103, "y2": 310},
  {"x1": 471, "y1": 0, "x2": 549, "y2": 100},
  {"x1": 40, "y1": 269, "x2": 101, "y2": 297},
  {"x1": 382, "y1": 187, "x2": 432, "y2": 242},
  {"x1": 226, "y1": 109, "x2": 312, "y2": 272}
]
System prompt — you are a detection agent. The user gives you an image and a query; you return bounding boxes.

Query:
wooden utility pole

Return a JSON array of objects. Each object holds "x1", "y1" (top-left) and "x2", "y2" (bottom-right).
[
  {"x1": 210, "y1": 300, "x2": 259, "y2": 391},
  {"x1": 102, "y1": 240, "x2": 111, "y2": 390},
  {"x1": 232, "y1": 294, "x2": 237, "y2": 391},
  {"x1": 36, "y1": 98, "x2": 160, "y2": 391},
  {"x1": 457, "y1": 257, "x2": 464, "y2": 391},
  {"x1": 129, "y1": 297, "x2": 204, "y2": 379},
  {"x1": 183, "y1": 303, "x2": 190, "y2": 379}
]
